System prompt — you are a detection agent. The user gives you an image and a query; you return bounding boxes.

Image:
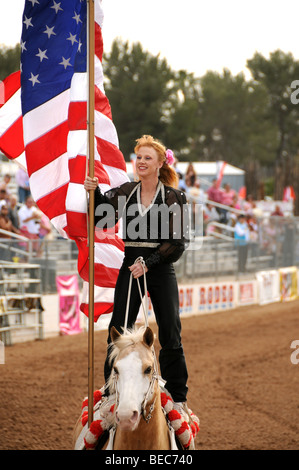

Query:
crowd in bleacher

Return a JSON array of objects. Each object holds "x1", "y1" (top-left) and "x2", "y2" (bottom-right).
[
  {"x1": 0, "y1": 169, "x2": 52, "y2": 259},
  {"x1": 174, "y1": 161, "x2": 297, "y2": 271},
  {"x1": 0, "y1": 163, "x2": 296, "y2": 269}
]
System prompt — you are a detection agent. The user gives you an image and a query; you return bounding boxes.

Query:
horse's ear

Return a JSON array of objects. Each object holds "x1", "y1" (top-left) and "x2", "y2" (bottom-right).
[
  {"x1": 111, "y1": 326, "x2": 121, "y2": 343},
  {"x1": 143, "y1": 327, "x2": 154, "y2": 348}
]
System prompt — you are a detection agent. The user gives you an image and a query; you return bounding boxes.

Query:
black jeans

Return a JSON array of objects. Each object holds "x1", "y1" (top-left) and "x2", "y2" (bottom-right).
[{"x1": 104, "y1": 247, "x2": 188, "y2": 402}]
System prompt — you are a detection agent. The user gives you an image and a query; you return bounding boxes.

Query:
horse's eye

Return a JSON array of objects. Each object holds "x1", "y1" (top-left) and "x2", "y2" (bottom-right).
[
  {"x1": 144, "y1": 366, "x2": 152, "y2": 375},
  {"x1": 113, "y1": 366, "x2": 119, "y2": 375}
]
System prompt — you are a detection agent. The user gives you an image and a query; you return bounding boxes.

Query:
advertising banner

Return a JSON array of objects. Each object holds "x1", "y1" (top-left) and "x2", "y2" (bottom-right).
[
  {"x1": 179, "y1": 285, "x2": 196, "y2": 316},
  {"x1": 279, "y1": 267, "x2": 298, "y2": 302},
  {"x1": 56, "y1": 275, "x2": 81, "y2": 335},
  {"x1": 256, "y1": 270, "x2": 280, "y2": 305},
  {"x1": 197, "y1": 281, "x2": 236, "y2": 314},
  {"x1": 238, "y1": 280, "x2": 258, "y2": 306}
]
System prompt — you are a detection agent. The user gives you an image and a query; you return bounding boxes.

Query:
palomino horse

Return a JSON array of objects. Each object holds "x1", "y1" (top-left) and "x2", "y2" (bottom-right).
[
  {"x1": 73, "y1": 325, "x2": 199, "y2": 450},
  {"x1": 104, "y1": 326, "x2": 171, "y2": 450},
  {"x1": 73, "y1": 326, "x2": 174, "y2": 450}
]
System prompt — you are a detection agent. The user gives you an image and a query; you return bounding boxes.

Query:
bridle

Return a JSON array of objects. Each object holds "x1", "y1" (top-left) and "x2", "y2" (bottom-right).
[
  {"x1": 111, "y1": 345, "x2": 159, "y2": 424},
  {"x1": 113, "y1": 256, "x2": 160, "y2": 423}
]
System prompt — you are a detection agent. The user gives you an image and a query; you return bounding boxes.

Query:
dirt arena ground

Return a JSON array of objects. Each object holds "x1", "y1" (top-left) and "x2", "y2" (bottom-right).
[{"x1": 1, "y1": 299, "x2": 299, "y2": 450}]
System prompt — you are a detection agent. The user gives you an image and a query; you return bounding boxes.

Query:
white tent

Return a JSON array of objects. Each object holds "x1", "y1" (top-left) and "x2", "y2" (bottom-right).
[{"x1": 126, "y1": 160, "x2": 245, "y2": 191}]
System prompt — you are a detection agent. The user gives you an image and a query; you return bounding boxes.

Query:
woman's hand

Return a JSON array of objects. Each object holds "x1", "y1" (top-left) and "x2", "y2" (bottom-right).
[
  {"x1": 129, "y1": 261, "x2": 148, "y2": 279},
  {"x1": 84, "y1": 176, "x2": 99, "y2": 191}
]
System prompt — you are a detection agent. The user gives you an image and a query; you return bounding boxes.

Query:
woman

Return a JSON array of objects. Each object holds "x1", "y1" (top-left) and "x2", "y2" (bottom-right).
[{"x1": 84, "y1": 135, "x2": 190, "y2": 417}]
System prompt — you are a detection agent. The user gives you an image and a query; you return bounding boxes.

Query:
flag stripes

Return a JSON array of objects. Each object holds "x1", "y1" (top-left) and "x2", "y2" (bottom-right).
[{"x1": 0, "y1": 0, "x2": 128, "y2": 319}]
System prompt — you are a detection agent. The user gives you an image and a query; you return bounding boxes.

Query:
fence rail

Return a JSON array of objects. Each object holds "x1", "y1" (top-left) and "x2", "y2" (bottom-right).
[{"x1": 0, "y1": 216, "x2": 298, "y2": 292}]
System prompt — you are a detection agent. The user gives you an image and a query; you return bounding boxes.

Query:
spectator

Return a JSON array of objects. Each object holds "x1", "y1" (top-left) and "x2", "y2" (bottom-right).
[
  {"x1": 221, "y1": 183, "x2": 236, "y2": 206},
  {"x1": 36, "y1": 211, "x2": 52, "y2": 257},
  {"x1": 247, "y1": 215, "x2": 259, "y2": 257},
  {"x1": 271, "y1": 204, "x2": 284, "y2": 217},
  {"x1": 282, "y1": 217, "x2": 296, "y2": 266},
  {"x1": 0, "y1": 205, "x2": 20, "y2": 261},
  {"x1": 243, "y1": 194, "x2": 254, "y2": 215},
  {"x1": 188, "y1": 180, "x2": 205, "y2": 204},
  {"x1": 0, "y1": 189, "x2": 8, "y2": 209},
  {"x1": 231, "y1": 193, "x2": 241, "y2": 210},
  {"x1": 185, "y1": 163, "x2": 196, "y2": 187},
  {"x1": 18, "y1": 196, "x2": 41, "y2": 255},
  {"x1": 15, "y1": 167, "x2": 31, "y2": 203},
  {"x1": 220, "y1": 183, "x2": 236, "y2": 224},
  {"x1": 0, "y1": 174, "x2": 11, "y2": 193},
  {"x1": 207, "y1": 178, "x2": 223, "y2": 205},
  {"x1": 203, "y1": 203, "x2": 220, "y2": 235},
  {"x1": 234, "y1": 214, "x2": 250, "y2": 272},
  {"x1": 7, "y1": 195, "x2": 19, "y2": 229}
]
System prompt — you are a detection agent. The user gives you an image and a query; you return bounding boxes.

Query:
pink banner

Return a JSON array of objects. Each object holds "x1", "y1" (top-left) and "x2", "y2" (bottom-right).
[{"x1": 56, "y1": 275, "x2": 81, "y2": 335}]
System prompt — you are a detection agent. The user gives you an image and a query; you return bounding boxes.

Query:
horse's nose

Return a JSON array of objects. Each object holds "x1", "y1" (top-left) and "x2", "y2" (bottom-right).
[{"x1": 116, "y1": 409, "x2": 139, "y2": 429}]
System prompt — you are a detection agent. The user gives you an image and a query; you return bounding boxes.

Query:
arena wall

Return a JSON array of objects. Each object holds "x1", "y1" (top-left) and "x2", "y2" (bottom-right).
[{"x1": 6, "y1": 266, "x2": 299, "y2": 344}]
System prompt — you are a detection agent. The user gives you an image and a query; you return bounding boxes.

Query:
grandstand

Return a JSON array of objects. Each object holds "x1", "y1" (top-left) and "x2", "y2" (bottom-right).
[{"x1": 1, "y1": 156, "x2": 298, "y2": 344}]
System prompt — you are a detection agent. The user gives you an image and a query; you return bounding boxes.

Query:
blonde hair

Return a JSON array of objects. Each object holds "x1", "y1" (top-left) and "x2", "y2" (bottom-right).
[{"x1": 134, "y1": 135, "x2": 178, "y2": 188}]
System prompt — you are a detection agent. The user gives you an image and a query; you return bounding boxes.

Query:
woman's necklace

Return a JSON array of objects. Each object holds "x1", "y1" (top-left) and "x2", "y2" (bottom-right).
[{"x1": 137, "y1": 181, "x2": 162, "y2": 216}]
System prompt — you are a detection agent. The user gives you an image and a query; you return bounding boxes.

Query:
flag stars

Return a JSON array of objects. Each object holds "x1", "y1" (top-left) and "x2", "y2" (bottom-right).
[
  {"x1": 23, "y1": 15, "x2": 33, "y2": 29},
  {"x1": 20, "y1": 41, "x2": 27, "y2": 52},
  {"x1": 67, "y1": 33, "x2": 78, "y2": 46},
  {"x1": 36, "y1": 49, "x2": 48, "y2": 62},
  {"x1": 51, "y1": 1, "x2": 63, "y2": 14},
  {"x1": 28, "y1": 0, "x2": 40, "y2": 6},
  {"x1": 73, "y1": 12, "x2": 82, "y2": 24},
  {"x1": 44, "y1": 25, "x2": 56, "y2": 39},
  {"x1": 29, "y1": 73, "x2": 40, "y2": 87},
  {"x1": 59, "y1": 57, "x2": 72, "y2": 69}
]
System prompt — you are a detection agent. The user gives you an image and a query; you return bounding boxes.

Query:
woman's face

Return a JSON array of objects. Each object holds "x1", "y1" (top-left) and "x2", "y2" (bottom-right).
[{"x1": 135, "y1": 145, "x2": 162, "y2": 180}]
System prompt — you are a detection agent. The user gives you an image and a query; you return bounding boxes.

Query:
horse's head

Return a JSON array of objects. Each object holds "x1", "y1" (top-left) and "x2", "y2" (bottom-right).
[{"x1": 108, "y1": 326, "x2": 157, "y2": 432}]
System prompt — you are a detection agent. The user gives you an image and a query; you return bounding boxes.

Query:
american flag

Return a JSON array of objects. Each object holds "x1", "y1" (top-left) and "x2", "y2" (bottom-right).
[
  {"x1": 1, "y1": 0, "x2": 128, "y2": 320},
  {"x1": 0, "y1": 71, "x2": 26, "y2": 167}
]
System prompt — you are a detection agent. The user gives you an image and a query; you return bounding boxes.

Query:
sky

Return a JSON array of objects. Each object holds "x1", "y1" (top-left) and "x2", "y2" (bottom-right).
[{"x1": 1, "y1": 0, "x2": 299, "y2": 79}]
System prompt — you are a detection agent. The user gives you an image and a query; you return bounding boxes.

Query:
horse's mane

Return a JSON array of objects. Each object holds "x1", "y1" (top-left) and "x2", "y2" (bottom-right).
[{"x1": 109, "y1": 327, "x2": 147, "y2": 362}]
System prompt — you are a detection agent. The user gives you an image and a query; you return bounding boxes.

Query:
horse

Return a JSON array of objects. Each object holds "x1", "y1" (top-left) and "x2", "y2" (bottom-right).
[
  {"x1": 105, "y1": 325, "x2": 172, "y2": 450},
  {"x1": 73, "y1": 325, "x2": 199, "y2": 450},
  {"x1": 73, "y1": 326, "x2": 174, "y2": 450}
]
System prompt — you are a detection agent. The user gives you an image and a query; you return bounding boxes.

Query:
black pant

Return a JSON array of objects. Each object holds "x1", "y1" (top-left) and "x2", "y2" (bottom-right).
[
  {"x1": 237, "y1": 245, "x2": 248, "y2": 272},
  {"x1": 104, "y1": 247, "x2": 188, "y2": 402}
]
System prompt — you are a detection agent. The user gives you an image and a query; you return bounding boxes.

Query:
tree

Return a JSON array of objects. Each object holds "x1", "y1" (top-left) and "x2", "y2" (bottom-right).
[
  {"x1": 247, "y1": 50, "x2": 299, "y2": 199},
  {"x1": 0, "y1": 44, "x2": 21, "y2": 81},
  {"x1": 103, "y1": 39, "x2": 175, "y2": 159},
  {"x1": 163, "y1": 70, "x2": 202, "y2": 161},
  {"x1": 193, "y1": 69, "x2": 277, "y2": 167}
]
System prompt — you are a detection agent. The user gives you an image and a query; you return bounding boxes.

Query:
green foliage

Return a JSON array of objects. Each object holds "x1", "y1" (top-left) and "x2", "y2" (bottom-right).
[
  {"x1": 2, "y1": 40, "x2": 299, "y2": 182},
  {"x1": 103, "y1": 40, "x2": 299, "y2": 169},
  {"x1": 247, "y1": 50, "x2": 299, "y2": 161},
  {"x1": 103, "y1": 40, "x2": 175, "y2": 158},
  {"x1": 0, "y1": 44, "x2": 20, "y2": 81}
]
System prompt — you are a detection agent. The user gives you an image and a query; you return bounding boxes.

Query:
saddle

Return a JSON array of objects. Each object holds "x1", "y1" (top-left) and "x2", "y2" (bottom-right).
[{"x1": 74, "y1": 382, "x2": 200, "y2": 451}]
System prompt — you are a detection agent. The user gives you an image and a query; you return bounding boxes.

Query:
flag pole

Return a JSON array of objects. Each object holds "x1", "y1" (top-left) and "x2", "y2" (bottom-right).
[{"x1": 87, "y1": 0, "x2": 95, "y2": 427}]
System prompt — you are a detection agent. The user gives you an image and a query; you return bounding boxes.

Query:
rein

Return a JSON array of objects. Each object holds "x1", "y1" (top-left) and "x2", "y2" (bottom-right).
[{"x1": 115, "y1": 256, "x2": 159, "y2": 423}]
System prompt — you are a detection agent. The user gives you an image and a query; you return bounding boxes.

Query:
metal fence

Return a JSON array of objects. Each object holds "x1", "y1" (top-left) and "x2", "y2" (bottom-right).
[
  {"x1": 0, "y1": 216, "x2": 298, "y2": 292},
  {"x1": 174, "y1": 216, "x2": 299, "y2": 283}
]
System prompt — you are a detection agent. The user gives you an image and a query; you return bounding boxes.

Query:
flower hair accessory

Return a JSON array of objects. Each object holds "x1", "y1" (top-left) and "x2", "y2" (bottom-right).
[{"x1": 165, "y1": 149, "x2": 175, "y2": 166}]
